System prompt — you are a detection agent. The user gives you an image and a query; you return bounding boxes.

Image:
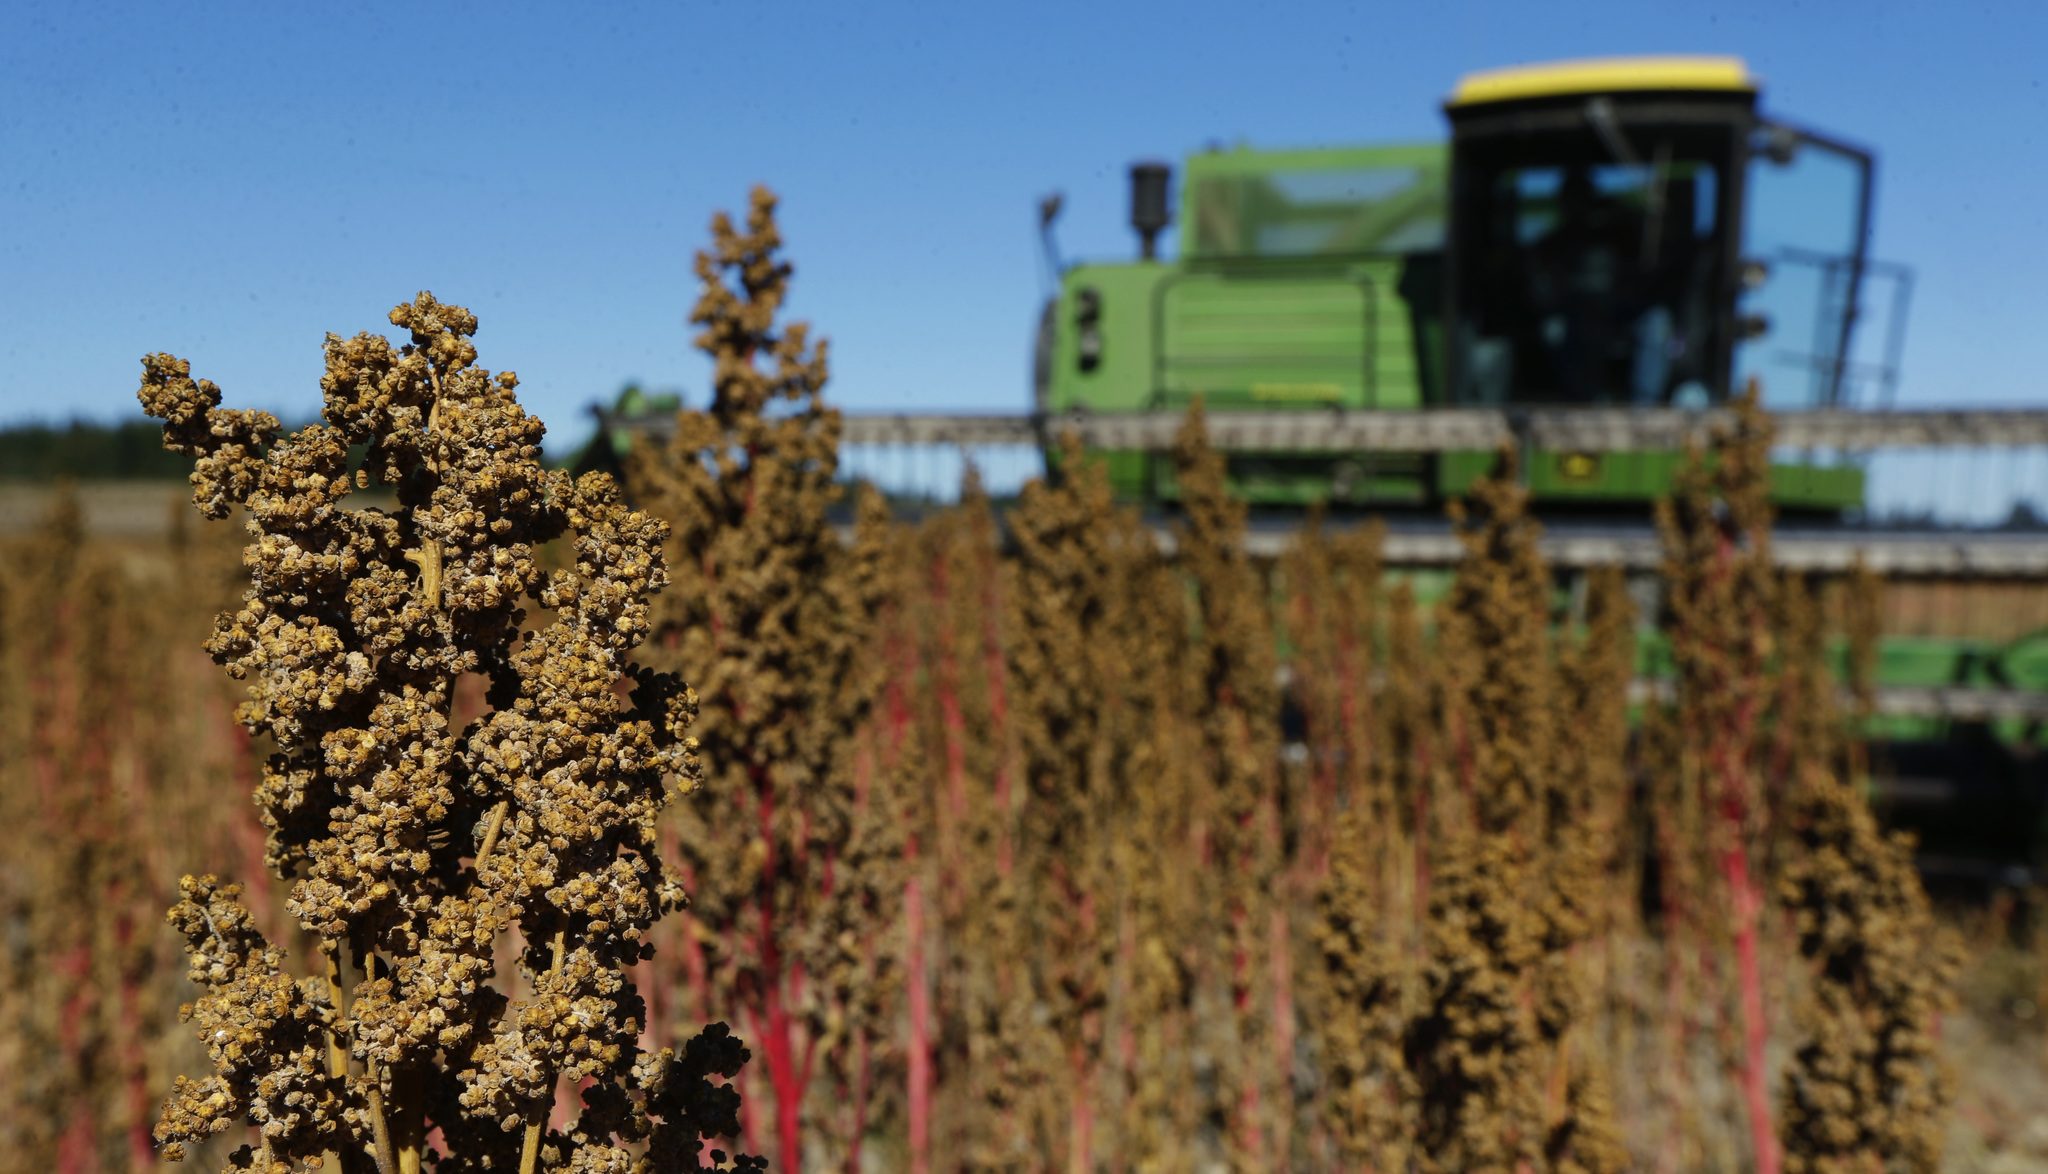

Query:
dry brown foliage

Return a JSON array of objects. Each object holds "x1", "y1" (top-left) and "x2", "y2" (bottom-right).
[
  {"x1": 1779, "y1": 765, "x2": 1960, "y2": 1173},
  {"x1": 137, "y1": 293, "x2": 756, "y2": 1173},
  {"x1": 2, "y1": 210, "x2": 1990, "y2": 1173},
  {"x1": 623, "y1": 186, "x2": 893, "y2": 1172}
]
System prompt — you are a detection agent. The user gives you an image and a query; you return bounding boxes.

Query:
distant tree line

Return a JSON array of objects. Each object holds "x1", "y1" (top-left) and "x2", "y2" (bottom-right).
[
  {"x1": 0, "y1": 418, "x2": 598, "y2": 480},
  {"x1": 0, "y1": 420, "x2": 199, "y2": 480}
]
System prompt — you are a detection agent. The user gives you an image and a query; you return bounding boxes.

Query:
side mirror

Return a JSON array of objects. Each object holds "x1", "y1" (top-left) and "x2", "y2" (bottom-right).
[{"x1": 1760, "y1": 125, "x2": 1799, "y2": 166}]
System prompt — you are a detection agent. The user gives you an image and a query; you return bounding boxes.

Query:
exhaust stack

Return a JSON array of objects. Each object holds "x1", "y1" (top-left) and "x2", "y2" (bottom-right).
[{"x1": 1129, "y1": 161, "x2": 1172, "y2": 261}]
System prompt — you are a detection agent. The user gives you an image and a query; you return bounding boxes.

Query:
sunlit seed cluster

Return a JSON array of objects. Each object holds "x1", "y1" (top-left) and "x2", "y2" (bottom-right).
[{"x1": 140, "y1": 292, "x2": 754, "y2": 1170}]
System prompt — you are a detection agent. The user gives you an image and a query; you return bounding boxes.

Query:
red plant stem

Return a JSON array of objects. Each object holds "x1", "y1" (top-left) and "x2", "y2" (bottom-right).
[
  {"x1": 678, "y1": 876, "x2": 711, "y2": 1029},
  {"x1": 30, "y1": 596, "x2": 74, "y2": 811},
  {"x1": 53, "y1": 941, "x2": 98, "y2": 1174},
  {"x1": 37, "y1": 601, "x2": 107, "y2": 1174},
  {"x1": 1706, "y1": 524, "x2": 1778, "y2": 1174},
  {"x1": 747, "y1": 760, "x2": 805, "y2": 1174},
  {"x1": 975, "y1": 547, "x2": 1015, "y2": 877},
  {"x1": 930, "y1": 553, "x2": 971, "y2": 830},
  {"x1": 1331, "y1": 614, "x2": 1364, "y2": 882},
  {"x1": 737, "y1": 1060, "x2": 760, "y2": 1157},
  {"x1": 54, "y1": 1117, "x2": 96, "y2": 1174},
  {"x1": 1269, "y1": 902, "x2": 1294, "y2": 1135},
  {"x1": 1069, "y1": 1040, "x2": 1095, "y2": 1174},
  {"x1": 905, "y1": 845, "x2": 933, "y2": 1174},
  {"x1": 112, "y1": 890, "x2": 156, "y2": 1170},
  {"x1": 1654, "y1": 808, "x2": 1692, "y2": 1174},
  {"x1": 885, "y1": 626, "x2": 915, "y2": 759},
  {"x1": 1714, "y1": 713, "x2": 1775, "y2": 1174},
  {"x1": 844, "y1": 1032, "x2": 873, "y2": 1174},
  {"x1": 1231, "y1": 901, "x2": 1262, "y2": 1167},
  {"x1": 220, "y1": 721, "x2": 277, "y2": 939},
  {"x1": 54, "y1": 946, "x2": 99, "y2": 1171},
  {"x1": 1063, "y1": 882, "x2": 1101, "y2": 1172},
  {"x1": 1212, "y1": 680, "x2": 1266, "y2": 1166},
  {"x1": 1115, "y1": 885, "x2": 1139, "y2": 1084},
  {"x1": 1723, "y1": 834, "x2": 1777, "y2": 1174}
]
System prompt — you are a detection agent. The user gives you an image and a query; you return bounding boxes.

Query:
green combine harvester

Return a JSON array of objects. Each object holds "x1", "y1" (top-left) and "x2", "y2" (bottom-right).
[
  {"x1": 1020, "y1": 54, "x2": 2045, "y2": 882},
  {"x1": 595, "y1": 55, "x2": 2048, "y2": 883},
  {"x1": 1035, "y1": 54, "x2": 1901, "y2": 512}
]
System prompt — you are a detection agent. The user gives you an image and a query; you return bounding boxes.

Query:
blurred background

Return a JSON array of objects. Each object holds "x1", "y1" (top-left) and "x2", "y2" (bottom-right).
[{"x1": 6, "y1": 0, "x2": 2048, "y2": 515}]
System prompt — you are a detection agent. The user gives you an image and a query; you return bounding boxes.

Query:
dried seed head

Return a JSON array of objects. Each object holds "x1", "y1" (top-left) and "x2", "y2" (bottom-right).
[{"x1": 141, "y1": 293, "x2": 753, "y2": 1168}]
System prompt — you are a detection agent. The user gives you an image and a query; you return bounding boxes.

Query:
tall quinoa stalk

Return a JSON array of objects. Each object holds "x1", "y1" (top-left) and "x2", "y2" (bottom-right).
[
  {"x1": 1406, "y1": 447, "x2": 1552, "y2": 1170},
  {"x1": 1170, "y1": 401, "x2": 1284, "y2": 1166},
  {"x1": 1308, "y1": 799, "x2": 1416, "y2": 1171},
  {"x1": 1005, "y1": 432, "x2": 1134, "y2": 1170},
  {"x1": 914, "y1": 478, "x2": 1040, "y2": 1170},
  {"x1": 1380, "y1": 577, "x2": 1437, "y2": 927},
  {"x1": 1655, "y1": 383, "x2": 1781, "y2": 1174},
  {"x1": 3, "y1": 493, "x2": 101, "y2": 1167},
  {"x1": 1777, "y1": 763, "x2": 1959, "y2": 1172},
  {"x1": 1769, "y1": 555, "x2": 1958, "y2": 1170},
  {"x1": 0, "y1": 491, "x2": 208, "y2": 1170},
  {"x1": 627, "y1": 186, "x2": 886, "y2": 1172},
  {"x1": 908, "y1": 469, "x2": 1025, "y2": 1170},
  {"x1": 1112, "y1": 528, "x2": 1205, "y2": 1171},
  {"x1": 911, "y1": 478, "x2": 1005, "y2": 1168},
  {"x1": 1565, "y1": 566, "x2": 1640, "y2": 930},
  {"x1": 140, "y1": 293, "x2": 757, "y2": 1172},
  {"x1": 1543, "y1": 563, "x2": 1635, "y2": 1174},
  {"x1": 816, "y1": 487, "x2": 912, "y2": 1174}
]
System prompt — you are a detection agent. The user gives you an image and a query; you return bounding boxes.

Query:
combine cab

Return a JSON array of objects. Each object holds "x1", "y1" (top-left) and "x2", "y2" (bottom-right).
[{"x1": 1036, "y1": 55, "x2": 1905, "y2": 513}]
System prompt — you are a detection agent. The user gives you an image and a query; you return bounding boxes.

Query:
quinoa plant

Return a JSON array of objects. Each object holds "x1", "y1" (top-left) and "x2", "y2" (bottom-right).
[
  {"x1": 895, "y1": 608, "x2": 1033, "y2": 1165},
  {"x1": 1778, "y1": 764, "x2": 1959, "y2": 1172},
  {"x1": 1004, "y1": 432, "x2": 1137, "y2": 1169},
  {"x1": 1769, "y1": 573, "x2": 1839, "y2": 852},
  {"x1": 1655, "y1": 383, "x2": 1782, "y2": 1174},
  {"x1": 1542, "y1": 567, "x2": 1635, "y2": 1174},
  {"x1": 811, "y1": 487, "x2": 914, "y2": 1173},
  {"x1": 1442, "y1": 448, "x2": 1553, "y2": 837},
  {"x1": 1170, "y1": 401, "x2": 1286, "y2": 1165},
  {"x1": 1407, "y1": 825, "x2": 1544, "y2": 1172},
  {"x1": 626, "y1": 186, "x2": 889, "y2": 1172},
  {"x1": 0, "y1": 491, "x2": 197, "y2": 1171},
  {"x1": 1108, "y1": 532, "x2": 1205, "y2": 1172},
  {"x1": 904, "y1": 477, "x2": 1042, "y2": 1172},
  {"x1": 1378, "y1": 577, "x2": 1438, "y2": 907},
  {"x1": 1278, "y1": 515, "x2": 1387, "y2": 889},
  {"x1": 139, "y1": 293, "x2": 756, "y2": 1173},
  {"x1": 1308, "y1": 801, "x2": 1415, "y2": 1171},
  {"x1": 1406, "y1": 449, "x2": 1554, "y2": 1169}
]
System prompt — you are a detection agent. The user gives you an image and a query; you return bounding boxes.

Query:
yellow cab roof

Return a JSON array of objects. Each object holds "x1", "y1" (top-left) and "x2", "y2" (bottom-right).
[{"x1": 1448, "y1": 55, "x2": 1757, "y2": 108}]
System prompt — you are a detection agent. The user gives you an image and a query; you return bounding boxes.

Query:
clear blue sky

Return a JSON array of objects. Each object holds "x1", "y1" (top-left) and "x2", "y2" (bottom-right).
[{"x1": 4, "y1": 0, "x2": 2046, "y2": 466}]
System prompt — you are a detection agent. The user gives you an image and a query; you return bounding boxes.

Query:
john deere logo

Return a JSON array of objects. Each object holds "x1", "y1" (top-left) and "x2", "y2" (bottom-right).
[{"x1": 1559, "y1": 452, "x2": 1601, "y2": 482}]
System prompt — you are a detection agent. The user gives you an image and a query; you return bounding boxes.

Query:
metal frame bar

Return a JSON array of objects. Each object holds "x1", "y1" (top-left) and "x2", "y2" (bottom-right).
[{"x1": 680, "y1": 407, "x2": 2048, "y2": 453}]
